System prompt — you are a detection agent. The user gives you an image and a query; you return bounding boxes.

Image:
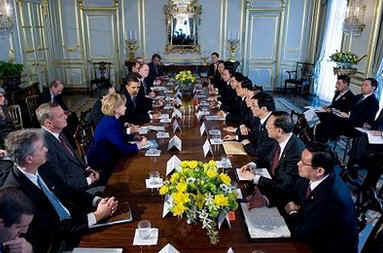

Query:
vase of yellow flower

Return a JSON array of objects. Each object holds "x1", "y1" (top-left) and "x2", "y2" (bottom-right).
[
  {"x1": 174, "y1": 70, "x2": 196, "y2": 103},
  {"x1": 159, "y1": 160, "x2": 238, "y2": 245}
]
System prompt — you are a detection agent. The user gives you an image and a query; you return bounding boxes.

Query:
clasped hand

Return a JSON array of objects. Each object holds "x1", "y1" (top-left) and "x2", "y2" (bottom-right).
[{"x1": 94, "y1": 197, "x2": 119, "y2": 222}]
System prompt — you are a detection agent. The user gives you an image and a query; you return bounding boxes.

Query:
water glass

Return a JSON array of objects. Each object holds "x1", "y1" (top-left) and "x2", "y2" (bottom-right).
[
  {"x1": 221, "y1": 156, "x2": 230, "y2": 168},
  {"x1": 149, "y1": 171, "x2": 160, "y2": 185},
  {"x1": 138, "y1": 220, "x2": 151, "y2": 240}
]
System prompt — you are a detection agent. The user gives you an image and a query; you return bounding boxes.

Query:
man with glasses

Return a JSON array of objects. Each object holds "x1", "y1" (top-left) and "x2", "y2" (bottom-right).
[{"x1": 283, "y1": 142, "x2": 358, "y2": 253}]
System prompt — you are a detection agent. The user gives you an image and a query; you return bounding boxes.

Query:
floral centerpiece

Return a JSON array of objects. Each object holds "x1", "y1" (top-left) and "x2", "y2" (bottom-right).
[
  {"x1": 329, "y1": 50, "x2": 366, "y2": 76},
  {"x1": 174, "y1": 70, "x2": 196, "y2": 86},
  {"x1": 159, "y1": 160, "x2": 238, "y2": 244}
]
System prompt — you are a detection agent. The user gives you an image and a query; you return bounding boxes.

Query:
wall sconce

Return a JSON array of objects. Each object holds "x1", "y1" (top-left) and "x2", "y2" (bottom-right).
[
  {"x1": 0, "y1": 0, "x2": 13, "y2": 36},
  {"x1": 343, "y1": 0, "x2": 366, "y2": 36}
]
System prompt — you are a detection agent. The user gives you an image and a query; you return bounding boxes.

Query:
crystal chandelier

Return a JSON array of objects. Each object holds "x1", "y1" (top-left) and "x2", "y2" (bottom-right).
[
  {"x1": 343, "y1": 0, "x2": 366, "y2": 36},
  {"x1": 0, "y1": 0, "x2": 13, "y2": 36}
]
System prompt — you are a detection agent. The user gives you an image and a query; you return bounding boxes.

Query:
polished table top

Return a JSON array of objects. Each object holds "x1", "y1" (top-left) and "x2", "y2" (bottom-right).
[{"x1": 79, "y1": 92, "x2": 311, "y2": 253}]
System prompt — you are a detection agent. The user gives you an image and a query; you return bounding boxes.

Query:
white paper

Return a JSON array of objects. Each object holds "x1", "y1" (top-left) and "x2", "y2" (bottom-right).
[
  {"x1": 166, "y1": 155, "x2": 181, "y2": 175},
  {"x1": 205, "y1": 115, "x2": 225, "y2": 121},
  {"x1": 158, "y1": 243, "x2": 180, "y2": 253},
  {"x1": 145, "y1": 149, "x2": 161, "y2": 157},
  {"x1": 159, "y1": 114, "x2": 169, "y2": 120},
  {"x1": 133, "y1": 228, "x2": 159, "y2": 245},
  {"x1": 255, "y1": 168, "x2": 272, "y2": 179},
  {"x1": 73, "y1": 248, "x2": 122, "y2": 253},
  {"x1": 145, "y1": 178, "x2": 163, "y2": 188},
  {"x1": 160, "y1": 118, "x2": 171, "y2": 124},
  {"x1": 200, "y1": 122, "x2": 206, "y2": 136},
  {"x1": 173, "y1": 120, "x2": 181, "y2": 133},
  {"x1": 355, "y1": 127, "x2": 383, "y2": 144},
  {"x1": 208, "y1": 129, "x2": 221, "y2": 136},
  {"x1": 162, "y1": 195, "x2": 173, "y2": 218},
  {"x1": 168, "y1": 135, "x2": 182, "y2": 151},
  {"x1": 203, "y1": 139, "x2": 212, "y2": 157},
  {"x1": 148, "y1": 125, "x2": 166, "y2": 132},
  {"x1": 210, "y1": 138, "x2": 223, "y2": 145},
  {"x1": 157, "y1": 132, "x2": 170, "y2": 139}
]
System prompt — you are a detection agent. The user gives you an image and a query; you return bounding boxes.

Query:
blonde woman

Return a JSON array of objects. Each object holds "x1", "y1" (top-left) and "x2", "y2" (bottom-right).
[{"x1": 87, "y1": 93, "x2": 147, "y2": 180}]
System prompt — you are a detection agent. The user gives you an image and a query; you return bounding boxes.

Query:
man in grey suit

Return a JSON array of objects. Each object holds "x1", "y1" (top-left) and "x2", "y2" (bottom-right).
[{"x1": 35, "y1": 103, "x2": 100, "y2": 191}]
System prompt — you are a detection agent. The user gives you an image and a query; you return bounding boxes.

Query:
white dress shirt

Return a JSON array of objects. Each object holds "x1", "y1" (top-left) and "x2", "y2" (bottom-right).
[
  {"x1": 309, "y1": 174, "x2": 329, "y2": 192},
  {"x1": 334, "y1": 89, "x2": 349, "y2": 101}
]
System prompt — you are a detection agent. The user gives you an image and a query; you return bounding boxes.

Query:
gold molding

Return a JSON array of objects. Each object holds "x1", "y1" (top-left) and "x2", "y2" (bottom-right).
[
  {"x1": 165, "y1": 44, "x2": 201, "y2": 54},
  {"x1": 308, "y1": 0, "x2": 321, "y2": 64}
]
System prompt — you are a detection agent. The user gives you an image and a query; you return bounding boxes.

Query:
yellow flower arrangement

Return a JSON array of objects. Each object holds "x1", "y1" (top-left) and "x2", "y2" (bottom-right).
[
  {"x1": 174, "y1": 70, "x2": 196, "y2": 85},
  {"x1": 159, "y1": 160, "x2": 238, "y2": 245}
]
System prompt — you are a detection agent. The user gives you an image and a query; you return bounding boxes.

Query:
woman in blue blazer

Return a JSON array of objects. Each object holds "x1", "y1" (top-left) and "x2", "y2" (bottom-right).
[{"x1": 87, "y1": 93, "x2": 147, "y2": 183}]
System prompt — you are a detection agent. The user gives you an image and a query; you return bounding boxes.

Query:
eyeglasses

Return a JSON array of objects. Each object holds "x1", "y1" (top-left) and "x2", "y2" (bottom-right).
[{"x1": 300, "y1": 160, "x2": 313, "y2": 167}]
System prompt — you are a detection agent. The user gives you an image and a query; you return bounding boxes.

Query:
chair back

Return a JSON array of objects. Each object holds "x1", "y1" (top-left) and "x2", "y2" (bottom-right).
[
  {"x1": 7, "y1": 104, "x2": 23, "y2": 129},
  {"x1": 25, "y1": 95, "x2": 39, "y2": 125},
  {"x1": 93, "y1": 62, "x2": 112, "y2": 80},
  {"x1": 296, "y1": 62, "x2": 314, "y2": 81},
  {"x1": 73, "y1": 123, "x2": 94, "y2": 164},
  {"x1": 290, "y1": 110, "x2": 313, "y2": 145},
  {"x1": 0, "y1": 160, "x2": 13, "y2": 187}
]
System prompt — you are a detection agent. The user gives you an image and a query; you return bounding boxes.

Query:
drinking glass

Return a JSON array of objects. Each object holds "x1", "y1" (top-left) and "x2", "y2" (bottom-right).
[
  {"x1": 149, "y1": 171, "x2": 160, "y2": 185},
  {"x1": 138, "y1": 220, "x2": 151, "y2": 240}
]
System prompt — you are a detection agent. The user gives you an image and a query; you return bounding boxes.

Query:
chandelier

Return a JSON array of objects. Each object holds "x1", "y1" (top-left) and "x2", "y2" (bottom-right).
[
  {"x1": 0, "y1": 0, "x2": 13, "y2": 36},
  {"x1": 343, "y1": 0, "x2": 366, "y2": 36}
]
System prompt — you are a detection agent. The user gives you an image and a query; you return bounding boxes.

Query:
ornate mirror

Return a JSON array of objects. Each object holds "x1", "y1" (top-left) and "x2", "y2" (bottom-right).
[{"x1": 164, "y1": 0, "x2": 201, "y2": 54}]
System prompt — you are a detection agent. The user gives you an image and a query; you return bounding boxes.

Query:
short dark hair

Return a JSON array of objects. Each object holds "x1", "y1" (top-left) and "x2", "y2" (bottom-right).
[
  {"x1": 233, "y1": 72, "x2": 245, "y2": 83},
  {"x1": 306, "y1": 142, "x2": 335, "y2": 175},
  {"x1": 48, "y1": 80, "x2": 62, "y2": 88},
  {"x1": 0, "y1": 187, "x2": 33, "y2": 227},
  {"x1": 253, "y1": 92, "x2": 275, "y2": 112},
  {"x1": 366, "y1": 78, "x2": 378, "y2": 89},
  {"x1": 211, "y1": 52, "x2": 219, "y2": 58},
  {"x1": 271, "y1": 111, "x2": 294, "y2": 133},
  {"x1": 337, "y1": 75, "x2": 350, "y2": 86},
  {"x1": 5, "y1": 129, "x2": 44, "y2": 167},
  {"x1": 152, "y1": 53, "x2": 161, "y2": 61},
  {"x1": 126, "y1": 73, "x2": 140, "y2": 86},
  {"x1": 223, "y1": 68, "x2": 234, "y2": 77},
  {"x1": 241, "y1": 77, "x2": 252, "y2": 90}
]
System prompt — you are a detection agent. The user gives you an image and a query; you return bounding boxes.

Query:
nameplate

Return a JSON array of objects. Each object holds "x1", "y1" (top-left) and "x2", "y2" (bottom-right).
[
  {"x1": 168, "y1": 135, "x2": 182, "y2": 151},
  {"x1": 172, "y1": 119, "x2": 181, "y2": 133},
  {"x1": 200, "y1": 122, "x2": 206, "y2": 136},
  {"x1": 203, "y1": 139, "x2": 213, "y2": 157},
  {"x1": 172, "y1": 109, "x2": 182, "y2": 119},
  {"x1": 166, "y1": 155, "x2": 181, "y2": 175},
  {"x1": 218, "y1": 211, "x2": 231, "y2": 230},
  {"x1": 162, "y1": 195, "x2": 173, "y2": 218}
]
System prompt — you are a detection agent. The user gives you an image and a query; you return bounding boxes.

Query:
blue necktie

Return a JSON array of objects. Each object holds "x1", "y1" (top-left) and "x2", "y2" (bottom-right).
[
  {"x1": 37, "y1": 175, "x2": 71, "y2": 221},
  {"x1": 132, "y1": 96, "x2": 137, "y2": 108}
]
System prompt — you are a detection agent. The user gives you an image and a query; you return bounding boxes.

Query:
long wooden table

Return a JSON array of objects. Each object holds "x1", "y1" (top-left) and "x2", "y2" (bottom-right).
[{"x1": 79, "y1": 89, "x2": 311, "y2": 253}]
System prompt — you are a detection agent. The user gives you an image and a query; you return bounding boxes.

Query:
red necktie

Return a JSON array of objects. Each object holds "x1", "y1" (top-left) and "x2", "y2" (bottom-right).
[
  {"x1": 59, "y1": 133, "x2": 74, "y2": 158},
  {"x1": 271, "y1": 145, "x2": 281, "y2": 176},
  {"x1": 305, "y1": 183, "x2": 312, "y2": 199}
]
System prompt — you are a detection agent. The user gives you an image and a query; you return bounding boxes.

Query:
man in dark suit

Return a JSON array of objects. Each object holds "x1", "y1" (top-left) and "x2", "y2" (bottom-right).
[
  {"x1": 0, "y1": 188, "x2": 34, "y2": 253},
  {"x1": 207, "y1": 52, "x2": 219, "y2": 80},
  {"x1": 120, "y1": 75, "x2": 160, "y2": 125},
  {"x1": 0, "y1": 88, "x2": 15, "y2": 148},
  {"x1": 35, "y1": 103, "x2": 101, "y2": 191},
  {"x1": 316, "y1": 78, "x2": 379, "y2": 142},
  {"x1": 283, "y1": 142, "x2": 358, "y2": 253},
  {"x1": 38, "y1": 80, "x2": 79, "y2": 147},
  {"x1": 2, "y1": 129, "x2": 118, "y2": 253},
  {"x1": 146, "y1": 54, "x2": 164, "y2": 88},
  {"x1": 240, "y1": 111, "x2": 305, "y2": 208}
]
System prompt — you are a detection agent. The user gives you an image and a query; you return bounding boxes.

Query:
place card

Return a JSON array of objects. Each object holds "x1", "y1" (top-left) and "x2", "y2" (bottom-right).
[
  {"x1": 203, "y1": 139, "x2": 213, "y2": 157},
  {"x1": 196, "y1": 111, "x2": 202, "y2": 120},
  {"x1": 160, "y1": 118, "x2": 171, "y2": 123},
  {"x1": 158, "y1": 243, "x2": 180, "y2": 253},
  {"x1": 218, "y1": 211, "x2": 231, "y2": 230},
  {"x1": 172, "y1": 119, "x2": 181, "y2": 133},
  {"x1": 145, "y1": 149, "x2": 161, "y2": 157},
  {"x1": 172, "y1": 109, "x2": 182, "y2": 119},
  {"x1": 210, "y1": 138, "x2": 223, "y2": 145},
  {"x1": 200, "y1": 122, "x2": 206, "y2": 136},
  {"x1": 145, "y1": 178, "x2": 163, "y2": 189},
  {"x1": 132, "y1": 228, "x2": 159, "y2": 246},
  {"x1": 166, "y1": 155, "x2": 181, "y2": 175},
  {"x1": 162, "y1": 195, "x2": 173, "y2": 218},
  {"x1": 208, "y1": 129, "x2": 221, "y2": 136},
  {"x1": 156, "y1": 132, "x2": 170, "y2": 139},
  {"x1": 168, "y1": 135, "x2": 182, "y2": 151}
]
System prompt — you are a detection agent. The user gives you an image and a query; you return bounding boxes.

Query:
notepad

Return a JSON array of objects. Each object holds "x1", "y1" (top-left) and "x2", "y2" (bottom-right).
[{"x1": 223, "y1": 141, "x2": 247, "y2": 155}]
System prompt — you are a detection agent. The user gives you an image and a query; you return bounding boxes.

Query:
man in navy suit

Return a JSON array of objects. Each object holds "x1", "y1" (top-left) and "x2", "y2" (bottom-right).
[
  {"x1": 316, "y1": 78, "x2": 379, "y2": 142},
  {"x1": 207, "y1": 52, "x2": 219, "y2": 80},
  {"x1": 2, "y1": 129, "x2": 118, "y2": 253},
  {"x1": 283, "y1": 142, "x2": 358, "y2": 253}
]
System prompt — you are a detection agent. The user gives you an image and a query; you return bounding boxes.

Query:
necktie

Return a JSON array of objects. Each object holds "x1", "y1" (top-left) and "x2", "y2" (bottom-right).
[
  {"x1": 271, "y1": 145, "x2": 281, "y2": 176},
  {"x1": 37, "y1": 175, "x2": 71, "y2": 221},
  {"x1": 132, "y1": 96, "x2": 137, "y2": 108},
  {"x1": 59, "y1": 133, "x2": 74, "y2": 158},
  {"x1": 356, "y1": 95, "x2": 365, "y2": 105},
  {"x1": 305, "y1": 183, "x2": 312, "y2": 199}
]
